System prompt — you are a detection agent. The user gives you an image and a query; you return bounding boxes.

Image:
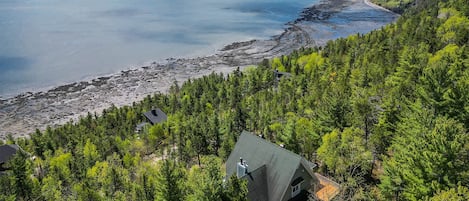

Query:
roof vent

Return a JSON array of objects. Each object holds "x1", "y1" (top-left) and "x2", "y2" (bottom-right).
[
  {"x1": 280, "y1": 144, "x2": 285, "y2": 148},
  {"x1": 237, "y1": 157, "x2": 248, "y2": 178},
  {"x1": 151, "y1": 109, "x2": 158, "y2": 116}
]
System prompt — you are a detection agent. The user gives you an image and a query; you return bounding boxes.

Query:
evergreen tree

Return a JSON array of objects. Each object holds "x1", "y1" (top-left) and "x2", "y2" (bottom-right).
[
  {"x1": 10, "y1": 150, "x2": 32, "y2": 200},
  {"x1": 155, "y1": 159, "x2": 185, "y2": 201},
  {"x1": 380, "y1": 108, "x2": 469, "y2": 200}
]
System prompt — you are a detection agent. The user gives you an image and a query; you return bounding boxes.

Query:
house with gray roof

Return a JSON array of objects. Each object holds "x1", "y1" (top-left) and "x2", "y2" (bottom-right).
[
  {"x1": 0, "y1": 144, "x2": 20, "y2": 172},
  {"x1": 226, "y1": 131, "x2": 339, "y2": 201},
  {"x1": 136, "y1": 108, "x2": 168, "y2": 133},
  {"x1": 143, "y1": 108, "x2": 167, "y2": 125},
  {"x1": 274, "y1": 69, "x2": 292, "y2": 81}
]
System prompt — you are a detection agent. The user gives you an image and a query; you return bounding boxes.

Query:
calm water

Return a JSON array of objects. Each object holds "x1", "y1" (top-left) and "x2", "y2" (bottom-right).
[{"x1": 0, "y1": 0, "x2": 316, "y2": 97}]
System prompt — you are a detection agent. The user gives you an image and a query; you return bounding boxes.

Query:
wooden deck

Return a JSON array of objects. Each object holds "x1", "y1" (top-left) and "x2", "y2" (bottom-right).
[{"x1": 314, "y1": 173, "x2": 340, "y2": 201}]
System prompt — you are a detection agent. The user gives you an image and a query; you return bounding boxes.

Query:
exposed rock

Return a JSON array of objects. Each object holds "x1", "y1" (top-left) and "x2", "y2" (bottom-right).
[{"x1": 0, "y1": 0, "x2": 398, "y2": 140}]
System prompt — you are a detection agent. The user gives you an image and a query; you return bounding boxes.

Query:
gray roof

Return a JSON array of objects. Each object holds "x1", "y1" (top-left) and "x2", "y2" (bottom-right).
[
  {"x1": 244, "y1": 165, "x2": 269, "y2": 201},
  {"x1": 0, "y1": 144, "x2": 19, "y2": 164},
  {"x1": 274, "y1": 70, "x2": 292, "y2": 80},
  {"x1": 143, "y1": 108, "x2": 167, "y2": 125},
  {"x1": 226, "y1": 131, "x2": 316, "y2": 201},
  {"x1": 135, "y1": 122, "x2": 149, "y2": 132}
]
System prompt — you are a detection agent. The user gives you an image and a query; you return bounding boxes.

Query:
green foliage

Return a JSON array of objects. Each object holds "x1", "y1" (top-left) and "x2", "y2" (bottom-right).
[
  {"x1": 430, "y1": 185, "x2": 469, "y2": 201},
  {"x1": 371, "y1": 0, "x2": 415, "y2": 13},
  {"x1": 317, "y1": 128, "x2": 372, "y2": 199},
  {"x1": 147, "y1": 123, "x2": 165, "y2": 149},
  {"x1": 271, "y1": 57, "x2": 286, "y2": 72},
  {"x1": 185, "y1": 156, "x2": 225, "y2": 201},
  {"x1": 437, "y1": 10, "x2": 469, "y2": 45},
  {"x1": 41, "y1": 176, "x2": 63, "y2": 200},
  {"x1": 83, "y1": 139, "x2": 100, "y2": 168},
  {"x1": 224, "y1": 174, "x2": 248, "y2": 201},
  {"x1": 155, "y1": 159, "x2": 185, "y2": 201},
  {"x1": 380, "y1": 111, "x2": 469, "y2": 200},
  {"x1": 1, "y1": 0, "x2": 468, "y2": 200},
  {"x1": 9, "y1": 150, "x2": 33, "y2": 200}
]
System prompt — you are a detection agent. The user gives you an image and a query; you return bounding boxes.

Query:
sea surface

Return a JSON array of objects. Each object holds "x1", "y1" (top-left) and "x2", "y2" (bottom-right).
[{"x1": 0, "y1": 0, "x2": 317, "y2": 97}]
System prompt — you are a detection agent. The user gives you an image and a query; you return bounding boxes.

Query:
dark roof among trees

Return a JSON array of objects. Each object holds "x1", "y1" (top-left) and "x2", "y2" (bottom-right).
[
  {"x1": 135, "y1": 122, "x2": 149, "y2": 132},
  {"x1": 274, "y1": 70, "x2": 291, "y2": 80},
  {"x1": 226, "y1": 131, "x2": 316, "y2": 201},
  {"x1": 0, "y1": 144, "x2": 19, "y2": 164},
  {"x1": 143, "y1": 108, "x2": 167, "y2": 125}
]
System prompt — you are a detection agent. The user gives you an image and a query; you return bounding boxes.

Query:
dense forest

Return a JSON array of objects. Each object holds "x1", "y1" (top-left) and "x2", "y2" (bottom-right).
[
  {"x1": 1, "y1": 0, "x2": 469, "y2": 200},
  {"x1": 371, "y1": 0, "x2": 415, "y2": 14}
]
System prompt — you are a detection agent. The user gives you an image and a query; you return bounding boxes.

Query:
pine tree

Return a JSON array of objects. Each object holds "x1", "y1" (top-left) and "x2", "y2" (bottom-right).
[{"x1": 155, "y1": 159, "x2": 185, "y2": 201}]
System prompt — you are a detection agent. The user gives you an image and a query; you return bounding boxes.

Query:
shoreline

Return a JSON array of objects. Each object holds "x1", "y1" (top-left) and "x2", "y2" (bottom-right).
[{"x1": 0, "y1": 0, "x2": 398, "y2": 140}]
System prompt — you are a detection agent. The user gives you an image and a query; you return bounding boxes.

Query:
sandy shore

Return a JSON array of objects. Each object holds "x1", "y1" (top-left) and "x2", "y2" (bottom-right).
[{"x1": 0, "y1": 0, "x2": 398, "y2": 140}]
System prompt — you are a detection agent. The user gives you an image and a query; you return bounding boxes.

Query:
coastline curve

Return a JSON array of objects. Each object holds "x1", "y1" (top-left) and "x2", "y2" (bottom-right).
[{"x1": 0, "y1": 0, "x2": 398, "y2": 140}]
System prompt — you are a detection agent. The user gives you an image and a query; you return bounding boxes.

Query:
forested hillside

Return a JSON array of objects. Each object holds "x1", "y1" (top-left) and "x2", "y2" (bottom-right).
[
  {"x1": 1, "y1": 0, "x2": 468, "y2": 200},
  {"x1": 371, "y1": 0, "x2": 415, "y2": 13}
]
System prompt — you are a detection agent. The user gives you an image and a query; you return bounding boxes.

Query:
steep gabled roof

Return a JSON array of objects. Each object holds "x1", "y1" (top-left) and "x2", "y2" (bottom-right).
[
  {"x1": 0, "y1": 144, "x2": 19, "y2": 164},
  {"x1": 244, "y1": 165, "x2": 269, "y2": 201},
  {"x1": 143, "y1": 108, "x2": 167, "y2": 125},
  {"x1": 226, "y1": 131, "x2": 315, "y2": 201}
]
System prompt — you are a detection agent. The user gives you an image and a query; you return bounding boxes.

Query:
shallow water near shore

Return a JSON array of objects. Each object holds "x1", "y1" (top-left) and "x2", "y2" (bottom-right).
[
  {"x1": 0, "y1": 0, "x2": 316, "y2": 97},
  {"x1": 0, "y1": 0, "x2": 398, "y2": 139}
]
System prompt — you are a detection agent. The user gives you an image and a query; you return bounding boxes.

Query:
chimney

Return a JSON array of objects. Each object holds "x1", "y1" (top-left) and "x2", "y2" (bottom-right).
[{"x1": 237, "y1": 157, "x2": 248, "y2": 178}]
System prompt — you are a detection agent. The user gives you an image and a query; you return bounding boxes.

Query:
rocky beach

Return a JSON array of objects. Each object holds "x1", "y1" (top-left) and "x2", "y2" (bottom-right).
[{"x1": 0, "y1": 0, "x2": 397, "y2": 140}]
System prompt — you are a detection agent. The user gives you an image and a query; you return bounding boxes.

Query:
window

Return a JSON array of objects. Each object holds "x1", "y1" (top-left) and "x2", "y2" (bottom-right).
[
  {"x1": 291, "y1": 181, "x2": 303, "y2": 197},
  {"x1": 293, "y1": 184, "x2": 300, "y2": 192}
]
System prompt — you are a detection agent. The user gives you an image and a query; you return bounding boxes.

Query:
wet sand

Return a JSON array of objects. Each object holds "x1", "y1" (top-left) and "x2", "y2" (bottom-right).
[{"x1": 0, "y1": 0, "x2": 398, "y2": 140}]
